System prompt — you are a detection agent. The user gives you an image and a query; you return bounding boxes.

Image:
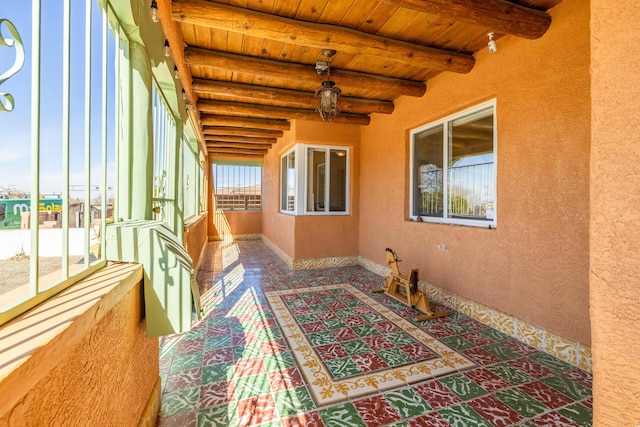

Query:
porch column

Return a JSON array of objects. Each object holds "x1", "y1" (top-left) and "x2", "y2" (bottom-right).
[
  {"x1": 590, "y1": 1, "x2": 640, "y2": 425},
  {"x1": 116, "y1": 41, "x2": 153, "y2": 221},
  {"x1": 207, "y1": 155, "x2": 219, "y2": 240}
]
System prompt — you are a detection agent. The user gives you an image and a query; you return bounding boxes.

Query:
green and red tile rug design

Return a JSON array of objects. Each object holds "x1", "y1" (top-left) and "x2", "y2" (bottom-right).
[
  {"x1": 266, "y1": 284, "x2": 476, "y2": 406},
  {"x1": 157, "y1": 240, "x2": 593, "y2": 427}
]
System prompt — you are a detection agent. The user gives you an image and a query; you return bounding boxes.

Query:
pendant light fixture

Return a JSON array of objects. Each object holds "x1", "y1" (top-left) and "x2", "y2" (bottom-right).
[{"x1": 315, "y1": 49, "x2": 341, "y2": 122}]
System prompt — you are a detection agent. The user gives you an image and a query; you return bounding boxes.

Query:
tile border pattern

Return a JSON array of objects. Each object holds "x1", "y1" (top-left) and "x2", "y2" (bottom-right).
[
  {"x1": 258, "y1": 236, "x2": 591, "y2": 372},
  {"x1": 262, "y1": 235, "x2": 358, "y2": 270},
  {"x1": 232, "y1": 233, "x2": 262, "y2": 241},
  {"x1": 292, "y1": 256, "x2": 359, "y2": 270},
  {"x1": 359, "y1": 256, "x2": 593, "y2": 373},
  {"x1": 265, "y1": 283, "x2": 476, "y2": 406}
]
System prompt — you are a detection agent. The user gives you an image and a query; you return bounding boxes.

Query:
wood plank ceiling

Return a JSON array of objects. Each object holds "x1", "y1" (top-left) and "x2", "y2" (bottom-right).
[{"x1": 157, "y1": 0, "x2": 563, "y2": 159}]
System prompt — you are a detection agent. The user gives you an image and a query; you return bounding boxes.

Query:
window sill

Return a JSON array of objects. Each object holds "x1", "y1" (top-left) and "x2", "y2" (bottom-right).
[
  {"x1": 409, "y1": 217, "x2": 496, "y2": 229},
  {"x1": 0, "y1": 262, "x2": 144, "y2": 414},
  {"x1": 184, "y1": 211, "x2": 208, "y2": 227}
]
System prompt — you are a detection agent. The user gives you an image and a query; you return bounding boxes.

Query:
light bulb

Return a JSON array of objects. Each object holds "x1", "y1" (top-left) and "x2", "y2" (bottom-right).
[
  {"x1": 164, "y1": 40, "x2": 170, "y2": 57},
  {"x1": 150, "y1": 0, "x2": 159, "y2": 23}
]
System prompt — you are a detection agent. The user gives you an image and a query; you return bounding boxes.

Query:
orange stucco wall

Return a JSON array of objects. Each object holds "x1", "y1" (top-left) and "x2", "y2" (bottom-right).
[
  {"x1": 262, "y1": 126, "x2": 296, "y2": 257},
  {"x1": 224, "y1": 210, "x2": 262, "y2": 236},
  {"x1": 590, "y1": 0, "x2": 640, "y2": 424},
  {"x1": 206, "y1": 154, "x2": 219, "y2": 240},
  {"x1": 184, "y1": 213, "x2": 208, "y2": 269},
  {"x1": 262, "y1": 120, "x2": 361, "y2": 260},
  {"x1": 359, "y1": 0, "x2": 590, "y2": 344},
  {"x1": 0, "y1": 269, "x2": 158, "y2": 426}
]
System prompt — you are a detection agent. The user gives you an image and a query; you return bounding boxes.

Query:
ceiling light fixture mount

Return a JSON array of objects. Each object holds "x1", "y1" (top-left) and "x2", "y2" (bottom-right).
[
  {"x1": 487, "y1": 32, "x2": 497, "y2": 53},
  {"x1": 315, "y1": 49, "x2": 340, "y2": 122}
]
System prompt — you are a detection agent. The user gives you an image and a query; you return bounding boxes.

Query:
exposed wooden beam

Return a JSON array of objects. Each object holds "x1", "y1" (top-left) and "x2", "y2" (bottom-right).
[
  {"x1": 203, "y1": 126, "x2": 284, "y2": 138},
  {"x1": 202, "y1": 133, "x2": 277, "y2": 144},
  {"x1": 157, "y1": 0, "x2": 198, "y2": 108},
  {"x1": 185, "y1": 48, "x2": 426, "y2": 98},
  {"x1": 173, "y1": 0, "x2": 475, "y2": 72},
  {"x1": 378, "y1": 0, "x2": 551, "y2": 39},
  {"x1": 200, "y1": 115, "x2": 290, "y2": 131},
  {"x1": 207, "y1": 147, "x2": 267, "y2": 155},
  {"x1": 209, "y1": 152, "x2": 265, "y2": 160},
  {"x1": 206, "y1": 142, "x2": 273, "y2": 150},
  {"x1": 192, "y1": 79, "x2": 394, "y2": 115},
  {"x1": 197, "y1": 100, "x2": 371, "y2": 125}
]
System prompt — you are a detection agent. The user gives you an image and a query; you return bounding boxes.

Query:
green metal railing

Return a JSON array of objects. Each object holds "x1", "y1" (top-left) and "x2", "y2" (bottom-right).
[{"x1": 0, "y1": 0, "x2": 116, "y2": 325}]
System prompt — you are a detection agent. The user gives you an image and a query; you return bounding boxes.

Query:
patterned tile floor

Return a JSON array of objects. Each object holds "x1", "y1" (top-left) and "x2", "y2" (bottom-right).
[{"x1": 157, "y1": 240, "x2": 592, "y2": 427}]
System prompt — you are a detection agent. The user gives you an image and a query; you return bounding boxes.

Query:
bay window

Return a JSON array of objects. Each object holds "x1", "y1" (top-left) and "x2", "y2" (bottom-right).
[{"x1": 280, "y1": 144, "x2": 349, "y2": 215}]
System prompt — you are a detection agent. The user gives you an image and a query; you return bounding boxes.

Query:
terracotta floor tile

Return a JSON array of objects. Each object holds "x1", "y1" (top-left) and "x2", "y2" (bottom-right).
[
  {"x1": 315, "y1": 343, "x2": 349, "y2": 360},
  {"x1": 164, "y1": 367, "x2": 202, "y2": 393},
  {"x1": 507, "y1": 357, "x2": 555, "y2": 379},
  {"x1": 464, "y1": 368, "x2": 511, "y2": 393},
  {"x1": 353, "y1": 395, "x2": 402, "y2": 427},
  {"x1": 408, "y1": 411, "x2": 451, "y2": 427},
  {"x1": 519, "y1": 381, "x2": 574, "y2": 409},
  {"x1": 203, "y1": 347, "x2": 233, "y2": 365},
  {"x1": 260, "y1": 338, "x2": 288, "y2": 355},
  {"x1": 233, "y1": 357, "x2": 265, "y2": 377},
  {"x1": 352, "y1": 352, "x2": 390, "y2": 373},
  {"x1": 281, "y1": 410, "x2": 326, "y2": 427},
  {"x1": 467, "y1": 395, "x2": 524, "y2": 427},
  {"x1": 267, "y1": 367, "x2": 304, "y2": 392},
  {"x1": 236, "y1": 393, "x2": 278, "y2": 426},
  {"x1": 530, "y1": 411, "x2": 580, "y2": 427},
  {"x1": 413, "y1": 380, "x2": 462, "y2": 410},
  {"x1": 199, "y1": 381, "x2": 236, "y2": 409},
  {"x1": 462, "y1": 347, "x2": 503, "y2": 366}
]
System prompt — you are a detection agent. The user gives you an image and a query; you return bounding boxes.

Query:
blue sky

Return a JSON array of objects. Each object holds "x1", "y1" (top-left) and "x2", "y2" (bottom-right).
[{"x1": 0, "y1": 1, "x2": 115, "y2": 198}]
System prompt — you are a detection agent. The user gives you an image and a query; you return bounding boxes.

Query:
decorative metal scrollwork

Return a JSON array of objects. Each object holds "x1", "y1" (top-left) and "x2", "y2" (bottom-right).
[{"x1": 0, "y1": 18, "x2": 25, "y2": 112}]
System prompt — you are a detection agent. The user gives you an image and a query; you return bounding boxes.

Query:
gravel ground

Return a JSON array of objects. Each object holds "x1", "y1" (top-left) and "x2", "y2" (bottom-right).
[{"x1": 0, "y1": 255, "x2": 83, "y2": 295}]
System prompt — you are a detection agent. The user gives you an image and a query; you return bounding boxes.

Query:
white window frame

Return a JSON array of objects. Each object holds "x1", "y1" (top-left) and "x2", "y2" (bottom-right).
[
  {"x1": 280, "y1": 147, "x2": 298, "y2": 215},
  {"x1": 409, "y1": 100, "x2": 497, "y2": 228},
  {"x1": 279, "y1": 144, "x2": 350, "y2": 216}
]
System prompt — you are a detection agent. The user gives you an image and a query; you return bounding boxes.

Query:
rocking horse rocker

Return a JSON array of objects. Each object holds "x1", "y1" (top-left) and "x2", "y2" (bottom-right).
[{"x1": 372, "y1": 248, "x2": 449, "y2": 321}]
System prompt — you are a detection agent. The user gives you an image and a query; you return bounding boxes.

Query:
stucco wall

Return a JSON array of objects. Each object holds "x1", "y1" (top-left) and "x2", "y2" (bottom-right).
[
  {"x1": 359, "y1": 0, "x2": 590, "y2": 344},
  {"x1": 590, "y1": 0, "x2": 640, "y2": 425},
  {"x1": 0, "y1": 265, "x2": 159, "y2": 427},
  {"x1": 207, "y1": 154, "x2": 218, "y2": 240},
  {"x1": 224, "y1": 211, "x2": 262, "y2": 236},
  {"x1": 262, "y1": 120, "x2": 361, "y2": 260},
  {"x1": 262, "y1": 125, "x2": 297, "y2": 257},
  {"x1": 184, "y1": 213, "x2": 208, "y2": 269}
]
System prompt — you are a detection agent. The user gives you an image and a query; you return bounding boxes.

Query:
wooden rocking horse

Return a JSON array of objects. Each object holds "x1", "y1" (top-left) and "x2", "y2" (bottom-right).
[{"x1": 372, "y1": 248, "x2": 449, "y2": 321}]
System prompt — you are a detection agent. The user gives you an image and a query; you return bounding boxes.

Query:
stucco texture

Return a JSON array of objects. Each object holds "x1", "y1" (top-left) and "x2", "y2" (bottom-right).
[
  {"x1": 224, "y1": 211, "x2": 262, "y2": 236},
  {"x1": 590, "y1": 0, "x2": 640, "y2": 425},
  {"x1": 184, "y1": 213, "x2": 208, "y2": 269},
  {"x1": 0, "y1": 280, "x2": 158, "y2": 427},
  {"x1": 262, "y1": 120, "x2": 361, "y2": 260},
  {"x1": 359, "y1": 0, "x2": 590, "y2": 344}
]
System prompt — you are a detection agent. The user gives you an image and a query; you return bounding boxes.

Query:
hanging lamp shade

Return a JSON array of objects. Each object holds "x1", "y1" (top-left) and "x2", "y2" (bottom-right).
[{"x1": 315, "y1": 80, "x2": 341, "y2": 122}]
